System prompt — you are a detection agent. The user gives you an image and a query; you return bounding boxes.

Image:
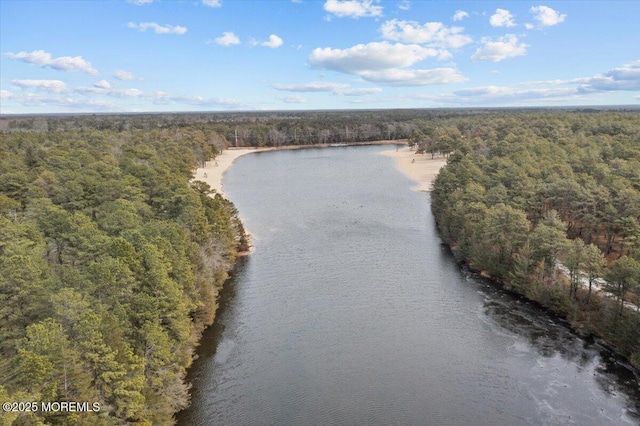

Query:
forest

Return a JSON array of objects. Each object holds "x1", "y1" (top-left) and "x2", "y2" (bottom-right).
[
  {"x1": 1, "y1": 108, "x2": 639, "y2": 424},
  {"x1": 427, "y1": 111, "x2": 640, "y2": 369},
  {"x1": 0, "y1": 126, "x2": 247, "y2": 425}
]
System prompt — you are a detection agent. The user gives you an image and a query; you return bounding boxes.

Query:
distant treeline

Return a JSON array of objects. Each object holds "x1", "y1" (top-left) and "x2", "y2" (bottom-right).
[
  {"x1": 5, "y1": 108, "x2": 636, "y2": 147},
  {"x1": 0, "y1": 127, "x2": 247, "y2": 425},
  {"x1": 428, "y1": 111, "x2": 640, "y2": 369}
]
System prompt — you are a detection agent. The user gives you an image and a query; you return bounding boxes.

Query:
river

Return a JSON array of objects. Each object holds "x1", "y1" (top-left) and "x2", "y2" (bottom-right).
[{"x1": 177, "y1": 145, "x2": 639, "y2": 426}]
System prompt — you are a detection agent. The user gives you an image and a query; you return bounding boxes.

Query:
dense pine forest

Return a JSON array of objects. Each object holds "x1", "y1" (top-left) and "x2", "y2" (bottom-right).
[
  {"x1": 0, "y1": 126, "x2": 247, "y2": 425},
  {"x1": 1, "y1": 108, "x2": 639, "y2": 424},
  {"x1": 429, "y1": 111, "x2": 640, "y2": 369}
]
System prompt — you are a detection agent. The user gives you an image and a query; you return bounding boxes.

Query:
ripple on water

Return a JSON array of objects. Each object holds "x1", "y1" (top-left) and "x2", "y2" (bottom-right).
[{"x1": 178, "y1": 146, "x2": 639, "y2": 426}]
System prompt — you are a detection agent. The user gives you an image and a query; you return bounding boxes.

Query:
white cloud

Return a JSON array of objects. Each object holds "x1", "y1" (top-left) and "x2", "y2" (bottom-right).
[
  {"x1": 422, "y1": 61, "x2": 640, "y2": 106},
  {"x1": 398, "y1": 0, "x2": 410, "y2": 11},
  {"x1": 380, "y1": 19, "x2": 472, "y2": 48},
  {"x1": 113, "y1": 70, "x2": 141, "y2": 81},
  {"x1": 202, "y1": 0, "x2": 222, "y2": 7},
  {"x1": 428, "y1": 85, "x2": 578, "y2": 105},
  {"x1": 12, "y1": 79, "x2": 68, "y2": 93},
  {"x1": 323, "y1": 0, "x2": 383, "y2": 19},
  {"x1": 261, "y1": 34, "x2": 283, "y2": 48},
  {"x1": 1, "y1": 90, "x2": 14, "y2": 99},
  {"x1": 358, "y1": 68, "x2": 466, "y2": 86},
  {"x1": 452, "y1": 10, "x2": 469, "y2": 21},
  {"x1": 273, "y1": 82, "x2": 350, "y2": 92},
  {"x1": 4, "y1": 92, "x2": 119, "y2": 111},
  {"x1": 273, "y1": 81, "x2": 382, "y2": 96},
  {"x1": 213, "y1": 32, "x2": 240, "y2": 46},
  {"x1": 4, "y1": 50, "x2": 98, "y2": 74},
  {"x1": 574, "y1": 61, "x2": 640, "y2": 92},
  {"x1": 77, "y1": 86, "x2": 145, "y2": 98},
  {"x1": 149, "y1": 91, "x2": 246, "y2": 108},
  {"x1": 529, "y1": 6, "x2": 566, "y2": 27},
  {"x1": 309, "y1": 41, "x2": 443, "y2": 74},
  {"x1": 308, "y1": 41, "x2": 465, "y2": 86},
  {"x1": 341, "y1": 87, "x2": 382, "y2": 95},
  {"x1": 279, "y1": 95, "x2": 307, "y2": 103},
  {"x1": 127, "y1": 22, "x2": 187, "y2": 35},
  {"x1": 127, "y1": 0, "x2": 155, "y2": 5},
  {"x1": 94, "y1": 80, "x2": 111, "y2": 89},
  {"x1": 490, "y1": 8, "x2": 516, "y2": 27},
  {"x1": 471, "y1": 35, "x2": 527, "y2": 62}
]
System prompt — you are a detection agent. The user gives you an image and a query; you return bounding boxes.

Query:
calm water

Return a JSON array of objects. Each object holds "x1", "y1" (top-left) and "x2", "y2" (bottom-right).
[{"x1": 178, "y1": 146, "x2": 639, "y2": 426}]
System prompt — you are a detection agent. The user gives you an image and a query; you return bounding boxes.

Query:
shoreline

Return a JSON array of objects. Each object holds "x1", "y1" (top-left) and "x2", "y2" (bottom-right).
[
  {"x1": 193, "y1": 140, "x2": 415, "y2": 196},
  {"x1": 380, "y1": 146, "x2": 447, "y2": 192},
  {"x1": 193, "y1": 147, "x2": 266, "y2": 197},
  {"x1": 192, "y1": 142, "x2": 447, "y2": 255}
]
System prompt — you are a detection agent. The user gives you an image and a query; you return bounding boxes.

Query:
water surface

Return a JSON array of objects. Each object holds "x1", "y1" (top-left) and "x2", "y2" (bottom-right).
[{"x1": 178, "y1": 146, "x2": 639, "y2": 426}]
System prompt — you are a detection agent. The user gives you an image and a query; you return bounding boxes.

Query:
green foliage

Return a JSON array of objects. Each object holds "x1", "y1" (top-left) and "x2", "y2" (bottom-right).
[
  {"x1": 430, "y1": 110, "x2": 640, "y2": 369},
  {"x1": 0, "y1": 125, "x2": 247, "y2": 424}
]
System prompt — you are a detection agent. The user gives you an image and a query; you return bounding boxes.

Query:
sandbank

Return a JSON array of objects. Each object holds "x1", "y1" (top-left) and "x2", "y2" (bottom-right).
[
  {"x1": 381, "y1": 146, "x2": 447, "y2": 192},
  {"x1": 193, "y1": 148, "x2": 264, "y2": 196}
]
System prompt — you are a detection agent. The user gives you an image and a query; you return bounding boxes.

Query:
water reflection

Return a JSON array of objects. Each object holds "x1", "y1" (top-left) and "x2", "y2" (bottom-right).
[{"x1": 472, "y1": 271, "x2": 640, "y2": 419}]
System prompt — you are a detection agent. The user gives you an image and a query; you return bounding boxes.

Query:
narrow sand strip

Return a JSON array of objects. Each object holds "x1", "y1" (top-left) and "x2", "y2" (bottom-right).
[
  {"x1": 193, "y1": 148, "x2": 264, "y2": 196},
  {"x1": 381, "y1": 146, "x2": 447, "y2": 192}
]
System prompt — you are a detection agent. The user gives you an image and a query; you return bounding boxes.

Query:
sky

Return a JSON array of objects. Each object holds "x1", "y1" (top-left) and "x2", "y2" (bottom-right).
[{"x1": 1, "y1": 0, "x2": 639, "y2": 114}]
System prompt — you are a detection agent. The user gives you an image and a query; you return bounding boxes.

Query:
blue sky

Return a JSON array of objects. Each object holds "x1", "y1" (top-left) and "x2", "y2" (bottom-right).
[{"x1": 1, "y1": 0, "x2": 639, "y2": 113}]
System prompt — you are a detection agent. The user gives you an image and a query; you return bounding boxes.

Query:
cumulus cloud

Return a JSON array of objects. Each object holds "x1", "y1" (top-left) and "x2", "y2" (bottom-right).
[
  {"x1": 358, "y1": 68, "x2": 466, "y2": 86},
  {"x1": 309, "y1": 41, "x2": 444, "y2": 74},
  {"x1": 212, "y1": 32, "x2": 240, "y2": 46},
  {"x1": 272, "y1": 81, "x2": 382, "y2": 96},
  {"x1": 94, "y1": 80, "x2": 111, "y2": 89},
  {"x1": 202, "y1": 0, "x2": 222, "y2": 7},
  {"x1": 1, "y1": 90, "x2": 14, "y2": 99},
  {"x1": 528, "y1": 6, "x2": 566, "y2": 28},
  {"x1": 574, "y1": 61, "x2": 640, "y2": 92},
  {"x1": 127, "y1": 22, "x2": 187, "y2": 35},
  {"x1": 127, "y1": 0, "x2": 155, "y2": 5},
  {"x1": 323, "y1": 0, "x2": 383, "y2": 19},
  {"x1": 279, "y1": 95, "x2": 307, "y2": 103},
  {"x1": 12, "y1": 79, "x2": 68, "y2": 93},
  {"x1": 490, "y1": 9, "x2": 516, "y2": 27},
  {"x1": 4, "y1": 50, "x2": 98, "y2": 74},
  {"x1": 261, "y1": 34, "x2": 283, "y2": 48},
  {"x1": 309, "y1": 41, "x2": 466, "y2": 86},
  {"x1": 452, "y1": 10, "x2": 469, "y2": 21},
  {"x1": 471, "y1": 35, "x2": 527, "y2": 62},
  {"x1": 113, "y1": 70, "x2": 141, "y2": 81},
  {"x1": 380, "y1": 19, "x2": 472, "y2": 49}
]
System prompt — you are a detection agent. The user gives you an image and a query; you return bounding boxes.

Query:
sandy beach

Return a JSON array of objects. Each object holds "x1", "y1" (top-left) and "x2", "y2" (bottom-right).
[
  {"x1": 193, "y1": 148, "x2": 265, "y2": 196},
  {"x1": 194, "y1": 144, "x2": 447, "y2": 197},
  {"x1": 381, "y1": 146, "x2": 447, "y2": 192}
]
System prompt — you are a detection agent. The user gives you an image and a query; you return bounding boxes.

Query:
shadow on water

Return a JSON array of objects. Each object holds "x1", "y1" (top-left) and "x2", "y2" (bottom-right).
[
  {"x1": 450, "y1": 249, "x2": 640, "y2": 419},
  {"x1": 174, "y1": 255, "x2": 249, "y2": 425}
]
